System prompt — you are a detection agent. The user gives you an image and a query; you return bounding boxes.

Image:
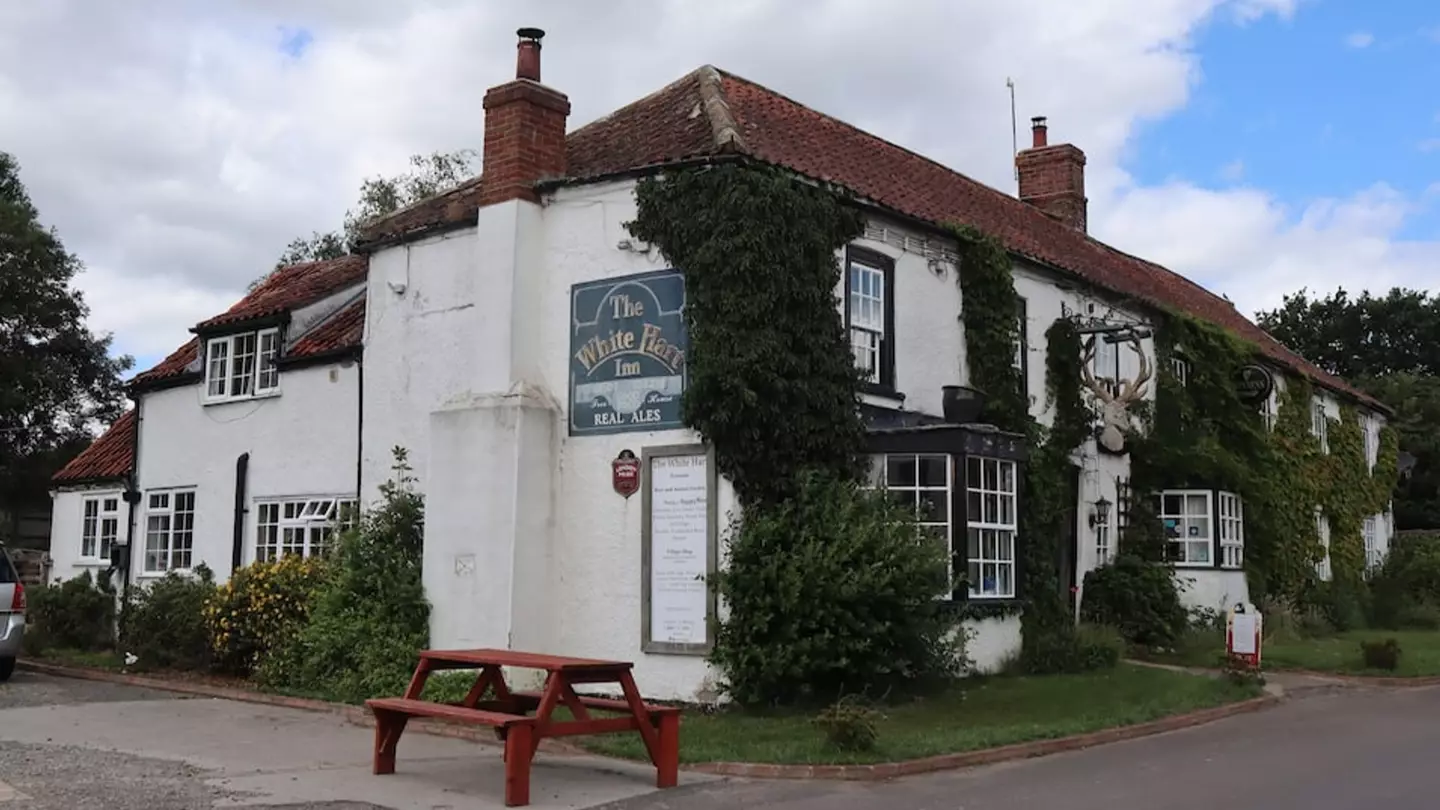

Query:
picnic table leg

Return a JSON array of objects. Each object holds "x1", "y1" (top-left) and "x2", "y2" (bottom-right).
[
  {"x1": 372, "y1": 709, "x2": 409, "y2": 775},
  {"x1": 616, "y1": 672, "x2": 664, "y2": 772},
  {"x1": 656, "y1": 710, "x2": 680, "y2": 789},
  {"x1": 504, "y1": 723, "x2": 534, "y2": 807}
]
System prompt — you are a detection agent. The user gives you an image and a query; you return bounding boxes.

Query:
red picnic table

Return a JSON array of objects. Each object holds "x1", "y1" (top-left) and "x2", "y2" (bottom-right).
[{"x1": 365, "y1": 648, "x2": 681, "y2": 807}]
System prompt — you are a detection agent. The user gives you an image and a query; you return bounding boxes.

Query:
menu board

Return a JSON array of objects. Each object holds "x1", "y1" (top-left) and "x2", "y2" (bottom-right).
[{"x1": 644, "y1": 451, "x2": 713, "y2": 651}]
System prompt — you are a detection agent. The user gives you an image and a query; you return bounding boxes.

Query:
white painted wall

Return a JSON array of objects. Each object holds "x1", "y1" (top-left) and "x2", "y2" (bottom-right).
[
  {"x1": 965, "y1": 615, "x2": 1023, "y2": 673},
  {"x1": 48, "y1": 484, "x2": 125, "y2": 582},
  {"x1": 1176, "y1": 569, "x2": 1250, "y2": 615},
  {"x1": 359, "y1": 173, "x2": 1399, "y2": 702},
  {"x1": 133, "y1": 362, "x2": 359, "y2": 581}
]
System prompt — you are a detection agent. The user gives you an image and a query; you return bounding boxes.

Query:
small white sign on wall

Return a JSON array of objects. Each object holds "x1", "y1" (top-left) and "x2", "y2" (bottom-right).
[{"x1": 641, "y1": 445, "x2": 717, "y2": 655}]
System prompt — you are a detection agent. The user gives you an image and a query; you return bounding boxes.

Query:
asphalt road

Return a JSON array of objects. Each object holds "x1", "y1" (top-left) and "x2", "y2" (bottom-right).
[
  {"x1": 601, "y1": 682, "x2": 1440, "y2": 810},
  {"x1": 3, "y1": 669, "x2": 1437, "y2": 809}
]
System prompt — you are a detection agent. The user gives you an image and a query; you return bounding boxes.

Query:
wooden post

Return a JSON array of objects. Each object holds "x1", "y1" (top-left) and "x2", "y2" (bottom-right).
[
  {"x1": 656, "y1": 711, "x2": 680, "y2": 788},
  {"x1": 504, "y1": 724, "x2": 534, "y2": 807}
]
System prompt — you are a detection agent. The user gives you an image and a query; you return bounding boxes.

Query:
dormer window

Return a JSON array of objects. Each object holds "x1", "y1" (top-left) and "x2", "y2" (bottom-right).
[{"x1": 205, "y1": 328, "x2": 281, "y2": 402}]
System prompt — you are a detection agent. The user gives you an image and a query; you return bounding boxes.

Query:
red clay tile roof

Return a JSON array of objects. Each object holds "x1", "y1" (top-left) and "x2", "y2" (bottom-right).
[
  {"x1": 360, "y1": 65, "x2": 1383, "y2": 411},
  {"x1": 289, "y1": 298, "x2": 365, "y2": 357},
  {"x1": 52, "y1": 410, "x2": 135, "y2": 484},
  {"x1": 194, "y1": 255, "x2": 367, "y2": 331},
  {"x1": 131, "y1": 257, "x2": 368, "y2": 388}
]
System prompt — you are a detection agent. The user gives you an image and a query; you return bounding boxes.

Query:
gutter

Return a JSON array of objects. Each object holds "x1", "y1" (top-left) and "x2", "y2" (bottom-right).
[
  {"x1": 120, "y1": 396, "x2": 144, "y2": 603},
  {"x1": 231, "y1": 453, "x2": 249, "y2": 572},
  {"x1": 355, "y1": 355, "x2": 364, "y2": 502}
]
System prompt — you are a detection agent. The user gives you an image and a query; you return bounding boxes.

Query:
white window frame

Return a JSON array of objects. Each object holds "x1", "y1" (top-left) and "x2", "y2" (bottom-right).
[
  {"x1": 1260, "y1": 391, "x2": 1277, "y2": 432},
  {"x1": 847, "y1": 259, "x2": 886, "y2": 385},
  {"x1": 1095, "y1": 515, "x2": 1113, "y2": 567},
  {"x1": 1092, "y1": 335, "x2": 1121, "y2": 397},
  {"x1": 253, "y1": 496, "x2": 359, "y2": 563},
  {"x1": 143, "y1": 488, "x2": 196, "y2": 574},
  {"x1": 1170, "y1": 356, "x2": 1190, "y2": 386},
  {"x1": 1311, "y1": 398, "x2": 1329, "y2": 453},
  {"x1": 1363, "y1": 516, "x2": 1381, "y2": 574},
  {"x1": 867, "y1": 454, "x2": 954, "y2": 595},
  {"x1": 204, "y1": 327, "x2": 281, "y2": 403},
  {"x1": 79, "y1": 492, "x2": 122, "y2": 563},
  {"x1": 1362, "y1": 423, "x2": 1377, "y2": 471},
  {"x1": 1315, "y1": 509, "x2": 1331, "y2": 581},
  {"x1": 1217, "y1": 491, "x2": 1244, "y2": 570},
  {"x1": 966, "y1": 456, "x2": 1018, "y2": 600},
  {"x1": 1159, "y1": 489, "x2": 1214, "y2": 567}
]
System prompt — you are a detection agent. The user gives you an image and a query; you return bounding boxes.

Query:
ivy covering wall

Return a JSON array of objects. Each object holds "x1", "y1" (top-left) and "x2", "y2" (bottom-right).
[
  {"x1": 626, "y1": 163, "x2": 867, "y2": 509},
  {"x1": 1129, "y1": 314, "x2": 1400, "y2": 601},
  {"x1": 950, "y1": 224, "x2": 1093, "y2": 658}
]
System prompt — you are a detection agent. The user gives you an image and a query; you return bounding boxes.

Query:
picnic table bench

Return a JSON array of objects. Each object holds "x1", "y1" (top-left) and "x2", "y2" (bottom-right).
[{"x1": 365, "y1": 648, "x2": 680, "y2": 807}]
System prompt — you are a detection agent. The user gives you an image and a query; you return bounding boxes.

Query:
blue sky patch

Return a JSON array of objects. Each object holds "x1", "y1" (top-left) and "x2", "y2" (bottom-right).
[
  {"x1": 278, "y1": 26, "x2": 314, "y2": 59},
  {"x1": 1126, "y1": 1, "x2": 1440, "y2": 240}
]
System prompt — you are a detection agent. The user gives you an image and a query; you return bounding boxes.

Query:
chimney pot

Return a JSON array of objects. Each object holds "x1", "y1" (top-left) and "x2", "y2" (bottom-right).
[
  {"x1": 1031, "y1": 116, "x2": 1048, "y2": 148},
  {"x1": 516, "y1": 27, "x2": 544, "y2": 81}
]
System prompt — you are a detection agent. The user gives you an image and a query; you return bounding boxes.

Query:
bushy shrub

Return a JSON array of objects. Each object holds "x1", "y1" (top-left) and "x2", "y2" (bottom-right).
[
  {"x1": 28, "y1": 569, "x2": 116, "y2": 651},
  {"x1": 1019, "y1": 623, "x2": 1124, "y2": 674},
  {"x1": 709, "y1": 470, "x2": 966, "y2": 707},
  {"x1": 1369, "y1": 535, "x2": 1440, "y2": 629},
  {"x1": 259, "y1": 449, "x2": 429, "y2": 703},
  {"x1": 1080, "y1": 555, "x2": 1189, "y2": 648},
  {"x1": 120, "y1": 565, "x2": 216, "y2": 671},
  {"x1": 1360, "y1": 638, "x2": 1401, "y2": 671},
  {"x1": 812, "y1": 696, "x2": 882, "y2": 753},
  {"x1": 1297, "y1": 578, "x2": 1368, "y2": 634},
  {"x1": 206, "y1": 554, "x2": 329, "y2": 675}
]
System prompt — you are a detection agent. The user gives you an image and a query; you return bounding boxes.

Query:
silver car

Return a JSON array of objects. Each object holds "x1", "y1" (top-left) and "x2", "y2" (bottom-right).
[{"x1": 0, "y1": 545, "x2": 25, "y2": 681}]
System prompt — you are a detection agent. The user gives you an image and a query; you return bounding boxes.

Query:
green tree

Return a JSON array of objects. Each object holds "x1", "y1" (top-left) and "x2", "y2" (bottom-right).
[
  {"x1": 267, "y1": 149, "x2": 478, "y2": 282},
  {"x1": 1256, "y1": 287, "x2": 1440, "y2": 379},
  {"x1": 1256, "y1": 287, "x2": 1440, "y2": 529},
  {"x1": 0, "y1": 152, "x2": 133, "y2": 535}
]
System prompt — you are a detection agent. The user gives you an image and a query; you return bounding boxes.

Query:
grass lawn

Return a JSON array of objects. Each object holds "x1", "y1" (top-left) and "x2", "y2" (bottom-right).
[
  {"x1": 1156, "y1": 629, "x2": 1440, "y2": 678},
  {"x1": 576, "y1": 663, "x2": 1260, "y2": 765},
  {"x1": 32, "y1": 647, "x2": 125, "y2": 670}
]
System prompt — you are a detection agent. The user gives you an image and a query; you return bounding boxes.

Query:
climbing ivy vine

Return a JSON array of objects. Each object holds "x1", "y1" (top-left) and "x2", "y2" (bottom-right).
[
  {"x1": 949, "y1": 224, "x2": 1093, "y2": 655},
  {"x1": 1129, "y1": 314, "x2": 1400, "y2": 601},
  {"x1": 626, "y1": 163, "x2": 867, "y2": 509}
]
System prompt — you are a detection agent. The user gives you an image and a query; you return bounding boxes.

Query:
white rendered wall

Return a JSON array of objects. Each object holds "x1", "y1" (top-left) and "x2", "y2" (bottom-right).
[
  {"x1": 133, "y1": 362, "x2": 359, "y2": 581},
  {"x1": 48, "y1": 485, "x2": 125, "y2": 582}
]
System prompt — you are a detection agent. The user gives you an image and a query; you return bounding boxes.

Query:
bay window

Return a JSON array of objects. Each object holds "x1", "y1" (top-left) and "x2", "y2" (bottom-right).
[
  {"x1": 864, "y1": 426, "x2": 1027, "y2": 602},
  {"x1": 205, "y1": 328, "x2": 281, "y2": 402},
  {"x1": 966, "y1": 456, "x2": 1017, "y2": 599}
]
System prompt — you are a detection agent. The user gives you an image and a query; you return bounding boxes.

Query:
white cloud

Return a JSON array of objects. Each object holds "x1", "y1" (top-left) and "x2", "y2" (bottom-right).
[
  {"x1": 1345, "y1": 30, "x2": 1375, "y2": 49},
  {"x1": 3, "y1": 0, "x2": 1434, "y2": 363}
]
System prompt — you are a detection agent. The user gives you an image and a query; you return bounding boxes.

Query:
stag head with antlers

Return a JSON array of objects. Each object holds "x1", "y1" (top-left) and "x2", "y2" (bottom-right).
[{"x1": 1079, "y1": 332, "x2": 1153, "y2": 454}]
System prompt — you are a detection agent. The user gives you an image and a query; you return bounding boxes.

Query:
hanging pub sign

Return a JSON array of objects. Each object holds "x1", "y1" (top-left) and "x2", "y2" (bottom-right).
[
  {"x1": 613, "y1": 449, "x2": 641, "y2": 498},
  {"x1": 1234, "y1": 363, "x2": 1274, "y2": 405},
  {"x1": 569, "y1": 269, "x2": 687, "y2": 436}
]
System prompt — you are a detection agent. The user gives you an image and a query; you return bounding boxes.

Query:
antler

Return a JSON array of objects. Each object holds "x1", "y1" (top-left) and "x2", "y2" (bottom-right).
[
  {"x1": 1114, "y1": 338, "x2": 1153, "y2": 404},
  {"x1": 1078, "y1": 336, "x2": 1117, "y2": 405}
]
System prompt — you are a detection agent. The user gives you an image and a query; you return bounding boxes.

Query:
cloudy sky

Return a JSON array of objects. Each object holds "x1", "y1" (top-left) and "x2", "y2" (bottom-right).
[{"x1": 2, "y1": 0, "x2": 1437, "y2": 373}]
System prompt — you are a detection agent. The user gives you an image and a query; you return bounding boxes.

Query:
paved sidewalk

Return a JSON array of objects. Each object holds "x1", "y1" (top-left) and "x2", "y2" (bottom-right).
[{"x1": 0, "y1": 671, "x2": 709, "y2": 809}]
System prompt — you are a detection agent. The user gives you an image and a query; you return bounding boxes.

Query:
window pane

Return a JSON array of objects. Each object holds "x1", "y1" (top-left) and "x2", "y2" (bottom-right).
[
  {"x1": 917, "y1": 490, "x2": 947, "y2": 523},
  {"x1": 1185, "y1": 494, "x2": 1207, "y2": 516},
  {"x1": 887, "y1": 455, "x2": 916, "y2": 487},
  {"x1": 207, "y1": 340, "x2": 229, "y2": 397},
  {"x1": 1162, "y1": 494, "x2": 1181, "y2": 514},
  {"x1": 917, "y1": 455, "x2": 948, "y2": 488},
  {"x1": 258, "y1": 330, "x2": 280, "y2": 391}
]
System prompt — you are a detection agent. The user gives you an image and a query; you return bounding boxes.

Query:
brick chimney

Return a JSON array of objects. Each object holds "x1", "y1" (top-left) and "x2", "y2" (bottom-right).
[
  {"x1": 1015, "y1": 116, "x2": 1088, "y2": 232},
  {"x1": 479, "y1": 28, "x2": 571, "y2": 206}
]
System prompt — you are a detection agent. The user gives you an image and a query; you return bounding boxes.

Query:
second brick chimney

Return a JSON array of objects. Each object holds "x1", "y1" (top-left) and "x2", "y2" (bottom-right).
[
  {"x1": 479, "y1": 28, "x2": 571, "y2": 206},
  {"x1": 1015, "y1": 116, "x2": 1088, "y2": 232}
]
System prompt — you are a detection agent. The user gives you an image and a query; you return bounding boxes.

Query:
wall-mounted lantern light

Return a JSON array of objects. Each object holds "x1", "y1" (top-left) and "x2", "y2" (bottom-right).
[{"x1": 1088, "y1": 495, "x2": 1112, "y2": 528}]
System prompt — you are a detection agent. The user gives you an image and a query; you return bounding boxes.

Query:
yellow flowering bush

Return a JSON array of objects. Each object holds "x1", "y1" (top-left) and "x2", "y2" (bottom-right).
[{"x1": 206, "y1": 554, "x2": 329, "y2": 675}]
